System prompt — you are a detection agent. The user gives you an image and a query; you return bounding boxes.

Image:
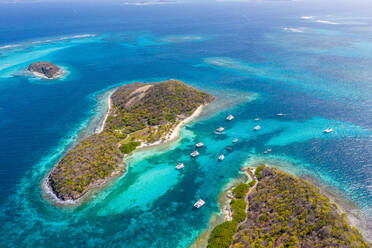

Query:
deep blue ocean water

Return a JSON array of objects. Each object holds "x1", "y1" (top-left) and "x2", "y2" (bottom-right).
[{"x1": 0, "y1": 1, "x2": 371, "y2": 247}]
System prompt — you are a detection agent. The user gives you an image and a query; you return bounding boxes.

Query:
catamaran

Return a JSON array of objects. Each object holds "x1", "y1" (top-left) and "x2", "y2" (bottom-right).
[
  {"x1": 324, "y1": 128, "x2": 333, "y2": 133},
  {"x1": 194, "y1": 199, "x2": 205, "y2": 208},
  {"x1": 226, "y1": 114, "x2": 234, "y2": 121},
  {"x1": 195, "y1": 142, "x2": 204, "y2": 148},
  {"x1": 254, "y1": 125, "x2": 261, "y2": 131},
  {"x1": 190, "y1": 150, "x2": 199, "y2": 157},
  {"x1": 175, "y1": 163, "x2": 184, "y2": 170}
]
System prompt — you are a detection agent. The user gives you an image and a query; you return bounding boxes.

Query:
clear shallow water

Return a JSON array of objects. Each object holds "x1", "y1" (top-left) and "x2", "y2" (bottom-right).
[{"x1": 0, "y1": 1, "x2": 371, "y2": 247}]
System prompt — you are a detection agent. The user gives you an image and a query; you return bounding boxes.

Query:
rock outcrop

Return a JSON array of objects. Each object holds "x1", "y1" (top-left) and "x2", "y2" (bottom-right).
[{"x1": 27, "y1": 61, "x2": 63, "y2": 79}]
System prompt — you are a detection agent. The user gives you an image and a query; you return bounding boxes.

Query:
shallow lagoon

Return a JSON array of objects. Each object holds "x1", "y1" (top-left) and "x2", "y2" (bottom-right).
[{"x1": 0, "y1": 1, "x2": 371, "y2": 247}]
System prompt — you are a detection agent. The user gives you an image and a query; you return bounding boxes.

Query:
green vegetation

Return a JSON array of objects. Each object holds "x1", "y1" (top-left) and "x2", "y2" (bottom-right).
[
  {"x1": 106, "y1": 80, "x2": 213, "y2": 142},
  {"x1": 49, "y1": 132, "x2": 122, "y2": 200},
  {"x1": 208, "y1": 181, "x2": 252, "y2": 248},
  {"x1": 232, "y1": 184, "x2": 250, "y2": 199},
  {"x1": 254, "y1": 164, "x2": 266, "y2": 179},
  {"x1": 120, "y1": 141, "x2": 141, "y2": 154},
  {"x1": 232, "y1": 166, "x2": 369, "y2": 248},
  {"x1": 48, "y1": 80, "x2": 213, "y2": 201},
  {"x1": 207, "y1": 166, "x2": 369, "y2": 248}
]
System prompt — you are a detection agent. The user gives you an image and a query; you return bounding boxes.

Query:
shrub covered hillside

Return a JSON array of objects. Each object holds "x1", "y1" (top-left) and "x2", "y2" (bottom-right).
[
  {"x1": 48, "y1": 80, "x2": 213, "y2": 201},
  {"x1": 107, "y1": 80, "x2": 213, "y2": 137},
  {"x1": 232, "y1": 166, "x2": 369, "y2": 248},
  {"x1": 48, "y1": 133, "x2": 121, "y2": 200}
]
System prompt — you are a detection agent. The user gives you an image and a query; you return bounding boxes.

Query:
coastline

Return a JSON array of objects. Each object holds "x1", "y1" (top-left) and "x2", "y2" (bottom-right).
[
  {"x1": 42, "y1": 89, "x2": 116, "y2": 206},
  {"x1": 96, "y1": 90, "x2": 113, "y2": 134},
  {"x1": 300, "y1": 173, "x2": 372, "y2": 243},
  {"x1": 192, "y1": 163, "x2": 372, "y2": 247},
  {"x1": 43, "y1": 92, "x2": 206, "y2": 206},
  {"x1": 190, "y1": 172, "x2": 250, "y2": 248},
  {"x1": 137, "y1": 104, "x2": 204, "y2": 150},
  {"x1": 254, "y1": 161, "x2": 372, "y2": 243},
  {"x1": 42, "y1": 162, "x2": 126, "y2": 206}
]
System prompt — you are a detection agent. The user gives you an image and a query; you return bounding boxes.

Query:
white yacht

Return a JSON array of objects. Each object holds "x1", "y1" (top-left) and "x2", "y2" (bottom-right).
[
  {"x1": 324, "y1": 128, "x2": 333, "y2": 133},
  {"x1": 226, "y1": 115, "x2": 234, "y2": 121},
  {"x1": 194, "y1": 199, "x2": 205, "y2": 208},
  {"x1": 253, "y1": 125, "x2": 261, "y2": 131},
  {"x1": 195, "y1": 142, "x2": 204, "y2": 148},
  {"x1": 219, "y1": 154, "x2": 225, "y2": 161},
  {"x1": 276, "y1": 113, "x2": 286, "y2": 117},
  {"x1": 175, "y1": 163, "x2": 184, "y2": 170},
  {"x1": 190, "y1": 150, "x2": 200, "y2": 157},
  {"x1": 233, "y1": 138, "x2": 238, "y2": 143}
]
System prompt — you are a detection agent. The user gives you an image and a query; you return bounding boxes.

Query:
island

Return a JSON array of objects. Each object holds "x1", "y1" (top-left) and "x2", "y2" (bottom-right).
[
  {"x1": 27, "y1": 61, "x2": 64, "y2": 79},
  {"x1": 207, "y1": 165, "x2": 369, "y2": 248},
  {"x1": 46, "y1": 80, "x2": 214, "y2": 202}
]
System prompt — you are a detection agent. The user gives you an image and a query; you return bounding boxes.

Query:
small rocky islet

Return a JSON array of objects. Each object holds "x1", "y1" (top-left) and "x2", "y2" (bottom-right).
[
  {"x1": 27, "y1": 61, "x2": 63, "y2": 79},
  {"x1": 46, "y1": 80, "x2": 214, "y2": 202},
  {"x1": 207, "y1": 165, "x2": 369, "y2": 248}
]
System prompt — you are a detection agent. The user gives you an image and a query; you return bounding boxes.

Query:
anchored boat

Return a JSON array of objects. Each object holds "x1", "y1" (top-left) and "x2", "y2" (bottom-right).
[
  {"x1": 175, "y1": 163, "x2": 184, "y2": 170},
  {"x1": 253, "y1": 125, "x2": 261, "y2": 131},
  {"x1": 194, "y1": 199, "x2": 205, "y2": 208},
  {"x1": 215, "y1": 127, "x2": 225, "y2": 134},
  {"x1": 190, "y1": 150, "x2": 200, "y2": 157},
  {"x1": 226, "y1": 114, "x2": 234, "y2": 121},
  {"x1": 195, "y1": 142, "x2": 204, "y2": 148},
  {"x1": 219, "y1": 154, "x2": 225, "y2": 161},
  {"x1": 233, "y1": 138, "x2": 238, "y2": 143},
  {"x1": 324, "y1": 128, "x2": 333, "y2": 133}
]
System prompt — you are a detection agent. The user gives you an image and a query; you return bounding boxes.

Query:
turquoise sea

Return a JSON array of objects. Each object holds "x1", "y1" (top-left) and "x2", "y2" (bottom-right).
[{"x1": 0, "y1": 0, "x2": 371, "y2": 247}]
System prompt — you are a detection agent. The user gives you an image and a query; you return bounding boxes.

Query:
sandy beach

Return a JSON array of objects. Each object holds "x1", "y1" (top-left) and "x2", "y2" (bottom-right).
[
  {"x1": 96, "y1": 91, "x2": 113, "y2": 134},
  {"x1": 137, "y1": 104, "x2": 204, "y2": 149}
]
